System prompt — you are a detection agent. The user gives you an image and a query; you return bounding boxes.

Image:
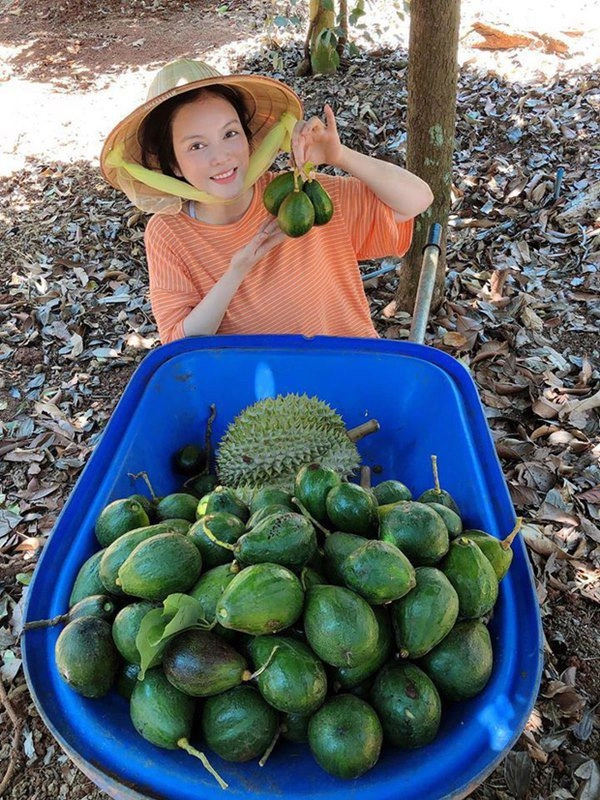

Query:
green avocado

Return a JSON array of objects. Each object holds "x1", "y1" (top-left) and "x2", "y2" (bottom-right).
[
  {"x1": 197, "y1": 486, "x2": 250, "y2": 523},
  {"x1": 130, "y1": 667, "x2": 195, "y2": 749},
  {"x1": 99, "y1": 519, "x2": 191, "y2": 596},
  {"x1": 463, "y1": 529, "x2": 514, "y2": 580},
  {"x1": 303, "y1": 584, "x2": 378, "y2": 668},
  {"x1": 201, "y1": 685, "x2": 279, "y2": 762},
  {"x1": 117, "y1": 531, "x2": 202, "y2": 601},
  {"x1": 263, "y1": 171, "x2": 298, "y2": 215},
  {"x1": 172, "y1": 443, "x2": 206, "y2": 476},
  {"x1": 371, "y1": 662, "x2": 441, "y2": 748},
  {"x1": 421, "y1": 619, "x2": 494, "y2": 701},
  {"x1": 111, "y1": 601, "x2": 157, "y2": 665},
  {"x1": 308, "y1": 694, "x2": 382, "y2": 779},
  {"x1": 379, "y1": 501, "x2": 449, "y2": 565},
  {"x1": 294, "y1": 463, "x2": 342, "y2": 525},
  {"x1": 163, "y1": 628, "x2": 250, "y2": 697},
  {"x1": 94, "y1": 497, "x2": 150, "y2": 548},
  {"x1": 234, "y1": 511, "x2": 317, "y2": 572},
  {"x1": 325, "y1": 483, "x2": 379, "y2": 536},
  {"x1": 155, "y1": 492, "x2": 199, "y2": 523},
  {"x1": 441, "y1": 537, "x2": 499, "y2": 619},
  {"x1": 250, "y1": 486, "x2": 295, "y2": 514},
  {"x1": 216, "y1": 562, "x2": 304, "y2": 635},
  {"x1": 277, "y1": 189, "x2": 315, "y2": 238},
  {"x1": 187, "y1": 511, "x2": 244, "y2": 569},
  {"x1": 372, "y1": 480, "x2": 412, "y2": 505},
  {"x1": 390, "y1": 566, "x2": 459, "y2": 658},
  {"x1": 55, "y1": 616, "x2": 120, "y2": 698},
  {"x1": 302, "y1": 178, "x2": 334, "y2": 225},
  {"x1": 69, "y1": 549, "x2": 107, "y2": 607},
  {"x1": 322, "y1": 531, "x2": 369, "y2": 584},
  {"x1": 340, "y1": 539, "x2": 416, "y2": 605},
  {"x1": 249, "y1": 635, "x2": 328, "y2": 715},
  {"x1": 334, "y1": 605, "x2": 393, "y2": 689}
]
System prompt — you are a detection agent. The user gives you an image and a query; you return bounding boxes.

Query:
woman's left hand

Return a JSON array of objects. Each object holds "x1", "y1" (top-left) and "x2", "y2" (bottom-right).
[{"x1": 291, "y1": 104, "x2": 343, "y2": 174}]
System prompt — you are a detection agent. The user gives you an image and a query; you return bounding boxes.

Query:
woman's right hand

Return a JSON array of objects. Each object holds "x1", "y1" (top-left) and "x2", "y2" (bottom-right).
[{"x1": 229, "y1": 217, "x2": 287, "y2": 277}]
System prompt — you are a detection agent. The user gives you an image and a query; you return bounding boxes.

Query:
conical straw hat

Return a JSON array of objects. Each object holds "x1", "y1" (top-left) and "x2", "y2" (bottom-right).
[{"x1": 100, "y1": 59, "x2": 303, "y2": 214}]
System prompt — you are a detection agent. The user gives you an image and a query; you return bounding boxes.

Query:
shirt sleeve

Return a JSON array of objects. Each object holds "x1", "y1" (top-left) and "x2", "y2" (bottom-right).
[
  {"x1": 322, "y1": 175, "x2": 414, "y2": 261},
  {"x1": 144, "y1": 216, "x2": 201, "y2": 343}
]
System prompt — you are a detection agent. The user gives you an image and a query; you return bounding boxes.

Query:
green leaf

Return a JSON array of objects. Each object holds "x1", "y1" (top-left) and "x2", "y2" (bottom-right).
[
  {"x1": 162, "y1": 593, "x2": 208, "y2": 638},
  {"x1": 274, "y1": 14, "x2": 288, "y2": 27},
  {"x1": 136, "y1": 594, "x2": 210, "y2": 679},
  {"x1": 16, "y1": 572, "x2": 33, "y2": 586},
  {"x1": 136, "y1": 608, "x2": 167, "y2": 679}
]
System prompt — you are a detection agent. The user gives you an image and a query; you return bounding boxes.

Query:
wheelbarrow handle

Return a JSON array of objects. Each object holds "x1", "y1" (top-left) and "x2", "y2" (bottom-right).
[{"x1": 408, "y1": 223, "x2": 442, "y2": 344}]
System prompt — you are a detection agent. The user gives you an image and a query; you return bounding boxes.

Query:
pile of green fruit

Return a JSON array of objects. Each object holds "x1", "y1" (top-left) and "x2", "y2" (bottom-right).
[
  {"x1": 263, "y1": 168, "x2": 334, "y2": 238},
  {"x1": 38, "y1": 450, "x2": 519, "y2": 789}
]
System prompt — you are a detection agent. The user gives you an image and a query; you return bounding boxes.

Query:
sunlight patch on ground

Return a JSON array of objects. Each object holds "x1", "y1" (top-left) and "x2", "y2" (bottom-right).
[{"x1": 0, "y1": 0, "x2": 598, "y2": 176}]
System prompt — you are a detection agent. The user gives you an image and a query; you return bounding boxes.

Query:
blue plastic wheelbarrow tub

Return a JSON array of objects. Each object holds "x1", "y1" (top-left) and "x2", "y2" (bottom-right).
[{"x1": 23, "y1": 335, "x2": 543, "y2": 800}]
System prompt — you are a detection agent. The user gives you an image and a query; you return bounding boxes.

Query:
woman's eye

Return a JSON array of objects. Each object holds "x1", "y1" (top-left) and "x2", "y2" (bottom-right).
[
  {"x1": 190, "y1": 142, "x2": 205, "y2": 151},
  {"x1": 225, "y1": 130, "x2": 239, "y2": 139}
]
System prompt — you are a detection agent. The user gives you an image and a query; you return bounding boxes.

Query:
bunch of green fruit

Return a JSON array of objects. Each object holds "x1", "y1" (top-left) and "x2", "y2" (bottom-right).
[
  {"x1": 263, "y1": 168, "x2": 334, "y2": 238},
  {"x1": 39, "y1": 452, "x2": 519, "y2": 787}
]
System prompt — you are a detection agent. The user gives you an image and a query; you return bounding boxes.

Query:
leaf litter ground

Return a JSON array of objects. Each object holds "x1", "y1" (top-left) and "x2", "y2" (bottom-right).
[{"x1": 0, "y1": 1, "x2": 599, "y2": 798}]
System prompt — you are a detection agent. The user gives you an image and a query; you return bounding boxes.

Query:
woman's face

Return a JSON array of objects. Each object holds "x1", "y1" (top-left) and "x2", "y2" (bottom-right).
[{"x1": 171, "y1": 92, "x2": 250, "y2": 199}]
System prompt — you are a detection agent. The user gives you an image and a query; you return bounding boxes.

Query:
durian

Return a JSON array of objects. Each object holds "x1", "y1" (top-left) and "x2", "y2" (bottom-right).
[{"x1": 216, "y1": 394, "x2": 375, "y2": 492}]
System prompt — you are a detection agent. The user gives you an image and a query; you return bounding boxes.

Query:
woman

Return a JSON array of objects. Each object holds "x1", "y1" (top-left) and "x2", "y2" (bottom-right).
[{"x1": 101, "y1": 59, "x2": 432, "y2": 343}]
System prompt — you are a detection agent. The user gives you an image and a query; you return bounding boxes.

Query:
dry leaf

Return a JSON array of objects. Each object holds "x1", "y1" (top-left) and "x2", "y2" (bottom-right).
[
  {"x1": 442, "y1": 331, "x2": 469, "y2": 348},
  {"x1": 521, "y1": 523, "x2": 572, "y2": 558}
]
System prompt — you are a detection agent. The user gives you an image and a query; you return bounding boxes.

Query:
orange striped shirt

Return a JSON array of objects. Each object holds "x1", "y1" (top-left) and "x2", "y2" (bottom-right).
[{"x1": 145, "y1": 172, "x2": 413, "y2": 343}]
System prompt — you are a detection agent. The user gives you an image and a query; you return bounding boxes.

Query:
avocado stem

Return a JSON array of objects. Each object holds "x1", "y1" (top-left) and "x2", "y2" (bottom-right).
[
  {"x1": 292, "y1": 497, "x2": 330, "y2": 537},
  {"x1": 204, "y1": 404, "x2": 217, "y2": 474},
  {"x1": 127, "y1": 471, "x2": 157, "y2": 501},
  {"x1": 23, "y1": 613, "x2": 69, "y2": 630},
  {"x1": 502, "y1": 517, "x2": 523, "y2": 550},
  {"x1": 177, "y1": 738, "x2": 228, "y2": 789},
  {"x1": 258, "y1": 726, "x2": 282, "y2": 767},
  {"x1": 347, "y1": 419, "x2": 380, "y2": 442},
  {"x1": 431, "y1": 454, "x2": 441, "y2": 493},
  {"x1": 360, "y1": 466, "x2": 371, "y2": 489},
  {"x1": 201, "y1": 520, "x2": 235, "y2": 551},
  {"x1": 249, "y1": 645, "x2": 281, "y2": 680}
]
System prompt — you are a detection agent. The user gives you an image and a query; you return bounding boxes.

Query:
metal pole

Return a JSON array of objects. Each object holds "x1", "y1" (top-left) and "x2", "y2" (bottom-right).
[{"x1": 409, "y1": 223, "x2": 442, "y2": 345}]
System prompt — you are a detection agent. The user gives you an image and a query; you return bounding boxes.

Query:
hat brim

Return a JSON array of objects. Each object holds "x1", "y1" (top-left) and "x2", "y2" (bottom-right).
[{"x1": 100, "y1": 73, "x2": 303, "y2": 211}]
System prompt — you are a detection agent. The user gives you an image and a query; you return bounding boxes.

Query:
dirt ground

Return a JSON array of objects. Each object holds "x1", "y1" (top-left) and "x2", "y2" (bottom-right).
[{"x1": 0, "y1": 1, "x2": 599, "y2": 799}]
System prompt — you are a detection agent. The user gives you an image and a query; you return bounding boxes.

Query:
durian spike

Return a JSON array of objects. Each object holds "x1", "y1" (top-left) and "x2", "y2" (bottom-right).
[
  {"x1": 502, "y1": 517, "x2": 523, "y2": 550},
  {"x1": 243, "y1": 111, "x2": 298, "y2": 189},
  {"x1": 347, "y1": 419, "x2": 380, "y2": 442}
]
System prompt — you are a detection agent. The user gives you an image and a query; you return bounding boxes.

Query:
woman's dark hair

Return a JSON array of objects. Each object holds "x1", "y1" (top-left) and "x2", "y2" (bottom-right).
[{"x1": 138, "y1": 85, "x2": 253, "y2": 177}]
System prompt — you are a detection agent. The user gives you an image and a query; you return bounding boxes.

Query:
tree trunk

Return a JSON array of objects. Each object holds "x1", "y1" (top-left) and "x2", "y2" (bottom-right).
[
  {"x1": 297, "y1": 0, "x2": 337, "y2": 76},
  {"x1": 337, "y1": 0, "x2": 348, "y2": 56},
  {"x1": 395, "y1": 0, "x2": 461, "y2": 318}
]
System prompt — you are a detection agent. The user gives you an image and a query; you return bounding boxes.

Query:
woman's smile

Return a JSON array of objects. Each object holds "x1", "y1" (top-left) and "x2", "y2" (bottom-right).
[{"x1": 211, "y1": 167, "x2": 238, "y2": 184}]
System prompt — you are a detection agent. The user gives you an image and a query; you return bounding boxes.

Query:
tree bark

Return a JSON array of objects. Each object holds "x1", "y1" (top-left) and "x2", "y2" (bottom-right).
[
  {"x1": 337, "y1": 0, "x2": 348, "y2": 56},
  {"x1": 395, "y1": 0, "x2": 461, "y2": 317},
  {"x1": 297, "y1": 0, "x2": 337, "y2": 76}
]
